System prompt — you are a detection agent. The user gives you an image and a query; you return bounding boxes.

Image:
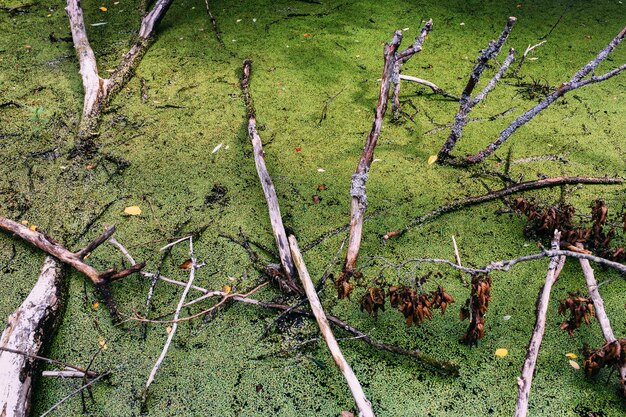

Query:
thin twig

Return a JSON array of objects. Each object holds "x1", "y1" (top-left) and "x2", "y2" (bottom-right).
[
  {"x1": 39, "y1": 371, "x2": 111, "y2": 417},
  {"x1": 142, "y1": 238, "x2": 196, "y2": 403}
]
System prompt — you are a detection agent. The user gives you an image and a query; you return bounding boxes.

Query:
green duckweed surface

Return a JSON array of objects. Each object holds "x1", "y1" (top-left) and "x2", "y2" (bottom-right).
[{"x1": 0, "y1": 0, "x2": 625, "y2": 415}]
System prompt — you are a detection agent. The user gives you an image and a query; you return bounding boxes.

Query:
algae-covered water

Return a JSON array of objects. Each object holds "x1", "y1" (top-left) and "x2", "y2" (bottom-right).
[{"x1": 1, "y1": 0, "x2": 625, "y2": 415}]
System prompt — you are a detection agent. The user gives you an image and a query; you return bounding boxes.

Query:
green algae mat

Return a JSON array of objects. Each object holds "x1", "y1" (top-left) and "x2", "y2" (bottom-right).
[{"x1": 1, "y1": 0, "x2": 625, "y2": 415}]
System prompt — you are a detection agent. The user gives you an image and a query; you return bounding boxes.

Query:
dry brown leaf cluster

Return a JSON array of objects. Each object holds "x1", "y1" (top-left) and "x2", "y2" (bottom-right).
[
  {"x1": 460, "y1": 274, "x2": 491, "y2": 345},
  {"x1": 387, "y1": 285, "x2": 454, "y2": 327},
  {"x1": 512, "y1": 198, "x2": 626, "y2": 261},
  {"x1": 558, "y1": 292, "x2": 595, "y2": 337},
  {"x1": 583, "y1": 338, "x2": 626, "y2": 395}
]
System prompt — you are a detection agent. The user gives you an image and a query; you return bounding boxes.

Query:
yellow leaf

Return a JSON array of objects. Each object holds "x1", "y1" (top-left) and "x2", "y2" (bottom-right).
[
  {"x1": 99, "y1": 6, "x2": 108, "y2": 11},
  {"x1": 92, "y1": 301, "x2": 100, "y2": 310},
  {"x1": 98, "y1": 336, "x2": 108, "y2": 350},
  {"x1": 427, "y1": 155, "x2": 438, "y2": 165},
  {"x1": 568, "y1": 360, "x2": 580, "y2": 370},
  {"x1": 495, "y1": 348, "x2": 509, "y2": 357},
  {"x1": 222, "y1": 285, "x2": 232, "y2": 294},
  {"x1": 20, "y1": 220, "x2": 28, "y2": 225},
  {"x1": 166, "y1": 326, "x2": 172, "y2": 334},
  {"x1": 29, "y1": 225, "x2": 38, "y2": 231},
  {"x1": 124, "y1": 205, "x2": 141, "y2": 216},
  {"x1": 565, "y1": 353, "x2": 577, "y2": 359}
]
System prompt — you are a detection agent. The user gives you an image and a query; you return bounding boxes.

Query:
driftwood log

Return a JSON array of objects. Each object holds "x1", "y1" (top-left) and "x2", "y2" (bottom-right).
[{"x1": 0, "y1": 257, "x2": 65, "y2": 417}]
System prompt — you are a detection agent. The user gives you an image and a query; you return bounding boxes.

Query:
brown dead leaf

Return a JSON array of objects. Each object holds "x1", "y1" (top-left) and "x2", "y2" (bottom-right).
[{"x1": 179, "y1": 259, "x2": 193, "y2": 270}]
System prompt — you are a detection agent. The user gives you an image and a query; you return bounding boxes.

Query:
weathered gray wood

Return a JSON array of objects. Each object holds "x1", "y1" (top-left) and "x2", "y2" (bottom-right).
[{"x1": 0, "y1": 257, "x2": 65, "y2": 417}]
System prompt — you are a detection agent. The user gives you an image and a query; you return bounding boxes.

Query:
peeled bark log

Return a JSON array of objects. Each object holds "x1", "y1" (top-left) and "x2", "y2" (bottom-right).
[{"x1": 0, "y1": 257, "x2": 65, "y2": 417}]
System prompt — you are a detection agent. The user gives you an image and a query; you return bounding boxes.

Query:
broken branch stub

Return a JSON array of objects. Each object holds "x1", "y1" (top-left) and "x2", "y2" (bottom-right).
[{"x1": 241, "y1": 59, "x2": 300, "y2": 294}]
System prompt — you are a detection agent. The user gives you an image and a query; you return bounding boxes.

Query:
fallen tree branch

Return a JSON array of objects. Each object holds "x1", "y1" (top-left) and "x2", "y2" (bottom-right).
[
  {"x1": 340, "y1": 29, "x2": 403, "y2": 294},
  {"x1": 515, "y1": 231, "x2": 565, "y2": 417},
  {"x1": 241, "y1": 59, "x2": 300, "y2": 294},
  {"x1": 65, "y1": 0, "x2": 173, "y2": 154},
  {"x1": 119, "y1": 261, "x2": 459, "y2": 375},
  {"x1": 0, "y1": 217, "x2": 145, "y2": 317},
  {"x1": 383, "y1": 176, "x2": 622, "y2": 238},
  {"x1": 289, "y1": 235, "x2": 375, "y2": 417},
  {"x1": 437, "y1": 17, "x2": 516, "y2": 161},
  {"x1": 0, "y1": 257, "x2": 65, "y2": 417},
  {"x1": 577, "y1": 242, "x2": 626, "y2": 392},
  {"x1": 456, "y1": 25, "x2": 626, "y2": 165}
]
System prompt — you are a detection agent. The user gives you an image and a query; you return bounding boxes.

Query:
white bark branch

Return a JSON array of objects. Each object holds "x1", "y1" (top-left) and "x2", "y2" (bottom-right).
[
  {"x1": 142, "y1": 237, "x2": 196, "y2": 403},
  {"x1": 0, "y1": 257, "x2": 65, "y2": 417},
  {"x1": 288, "y1": 235, "x2": 375, "y2": 417}
]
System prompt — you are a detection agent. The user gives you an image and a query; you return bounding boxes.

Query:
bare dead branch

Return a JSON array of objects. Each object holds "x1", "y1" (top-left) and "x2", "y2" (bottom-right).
[
  {"x1": 577, "y1": 243, "x2": 626, "y2": 389},
  {"x1": 458, "y1": 25, "x2": 626, "y2": 165},
  {"x1": 241, "y1": 59, "x2": 300, "y2": 294},
  {"x1": 0, "y1": 216, "x2": 144, "y2": 317},
  {"x1": 127, "y1": 266, "x2": 459, "y2": 375},
  {"x1": 39, "y1": 371, "x2": 111, "y2": 417},
  {"x1": 515, "y1": 231, "x2": 565, "y2": 417},
  {"x1": 398, "y1": 74, "x2": 459, "y2": 100},
  {"x1": 340, "y1": 29, "x2": 403, "y2": 288},
  {"x1": 143, "y1": 237, "x2": 196, "y2": 403},
  {"x1": 65, "y1": 0, "x2": 173, "y2": 153},
  {"x1": 289, "y1": 235, "x2": 375, "y2": 417},
  {"x1": 391, "y1": 20, "x2": 433, "y2": 114},
  {"x1": 437, "y1": 14, "x2": 517, "y2": 161},
  {"x1": 385, "y1": 176, "x2": 622, "y2": 237},
  {"x1": 510, "y1": 41, "x2": 546, "y2": 78}
]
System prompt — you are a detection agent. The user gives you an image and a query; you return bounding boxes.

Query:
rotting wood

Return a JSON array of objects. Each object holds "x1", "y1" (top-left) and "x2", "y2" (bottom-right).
[
  {"x1": 241, "y1": 59, "x2": 300, "y2": 294},
  {"x1": 289, "y1": 235, "x2": 375, "y2": 417},
  {"x1": 0, "y1": 257, "x2": 65, "y2": 417},
  {"x1": 515, "y1": 231, "x2": 565, "y2": 417},
  {"x1": 0, "y1": 217, "x2": 144, "y2": 318},
  {"x1": 384, "y1": 176, "x2": 622, "y2": 238},
  {"x1": 65, "y1": 0, "x2": 173, "y2": 155}
]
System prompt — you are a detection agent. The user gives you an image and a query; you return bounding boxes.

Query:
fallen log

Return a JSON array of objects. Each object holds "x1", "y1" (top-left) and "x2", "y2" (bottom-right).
[{"x1": 0, "y1": 257, "x2": 65, "y2": 417}]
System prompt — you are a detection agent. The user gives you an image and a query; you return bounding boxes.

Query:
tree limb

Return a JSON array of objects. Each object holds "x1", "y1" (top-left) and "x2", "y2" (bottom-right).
[
  {"x1": 515, "y1": 231, "x2": 565, "y2": 417},
  {"x1": 385, "y1": 176, "x2": 622, "y2": 237},
  {"x1": 241, "y1": 59, "x2": 300, "y2": 294},
  {"x1": 289, "y1": 235, "x2": 375, "y2": 417},
  {"x1": 459, "y1": 25, "x2": 626, "y2": 165}
]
